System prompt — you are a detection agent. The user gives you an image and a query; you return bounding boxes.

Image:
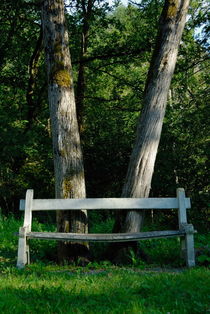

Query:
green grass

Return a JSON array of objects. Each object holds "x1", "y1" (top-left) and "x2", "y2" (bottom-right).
[
  {"x1": 0, "y1": 266, "x2": 209, "y2": 313},
  {"x1": 0, "y1": 216, "x2": 210, "y2": 313}
]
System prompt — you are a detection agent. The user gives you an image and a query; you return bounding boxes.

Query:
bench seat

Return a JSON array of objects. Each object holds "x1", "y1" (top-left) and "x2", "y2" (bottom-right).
[{"x1": 25, "y1": 230, "x2": 186, "y2": 242}]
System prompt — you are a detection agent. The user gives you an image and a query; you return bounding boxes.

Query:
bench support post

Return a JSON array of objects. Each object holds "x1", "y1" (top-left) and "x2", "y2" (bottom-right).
[
  {"x1": 177, "y1": 188, "x2": 187, "y2": 255},
  {"x1": 17, "y1": 227, "x2": 30, "y2": 269},
  {"x1": 182, "y1": 224, "x2": 195, "y2": 267},
  {"x1": 17, "y1": 189, "x2": 33, "y2": 268}
]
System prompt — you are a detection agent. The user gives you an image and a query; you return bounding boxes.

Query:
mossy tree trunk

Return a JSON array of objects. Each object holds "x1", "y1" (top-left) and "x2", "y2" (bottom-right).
[
  {"x1": 111, "y1": 0, "x2": 190, "y2": 262},
  {"x1": 41, "y1": 0, "x2": 89, "y2": 263}
]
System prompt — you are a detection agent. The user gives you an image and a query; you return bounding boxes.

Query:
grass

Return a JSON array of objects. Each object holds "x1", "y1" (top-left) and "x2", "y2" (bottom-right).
[
  {"x1": 0, "y1": 266, "x2": 210, "y2": 313},
  {"x1": 0, "y1": 215, "x2": 210, "y2": 313}
]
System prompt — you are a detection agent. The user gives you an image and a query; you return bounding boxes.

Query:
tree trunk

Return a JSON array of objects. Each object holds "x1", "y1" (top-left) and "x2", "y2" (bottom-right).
[
  {"x1": 26, "y1": 28, "x2": 43, "y2": 132},
  {"x1": 112, "y1": 0, "x2": 190, "y2": 258},
  {"x1": 41, "y1": 0, "x2": 88, "y2": 263},
  {"x1": 76, "y1": 0, "x2": 93, "y2": 131}
]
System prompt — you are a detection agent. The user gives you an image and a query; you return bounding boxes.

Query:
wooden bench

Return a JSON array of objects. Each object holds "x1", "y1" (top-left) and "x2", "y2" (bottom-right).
[{"x1": 17, "y1": 188, "x2": 196, "y2": 268}]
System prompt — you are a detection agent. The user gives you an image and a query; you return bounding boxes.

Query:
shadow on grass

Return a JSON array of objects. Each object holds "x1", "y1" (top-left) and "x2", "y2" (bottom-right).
[
  {"x1": 0, "y1": 285, "x2": 144, "y2": 313},
  {"x1": 0, "y1": 268, "x2": 209, "y2": 313}
]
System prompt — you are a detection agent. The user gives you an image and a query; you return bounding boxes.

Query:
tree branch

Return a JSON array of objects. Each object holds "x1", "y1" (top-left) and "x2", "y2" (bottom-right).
[{"x1": 73, "y1": 46, "x2": 151, "y2": 65}]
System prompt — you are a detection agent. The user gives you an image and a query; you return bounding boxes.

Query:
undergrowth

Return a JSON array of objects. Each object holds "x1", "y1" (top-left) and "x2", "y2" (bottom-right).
[{"x1": 0, "y1": 215, "x2": 209, "y2": 268}]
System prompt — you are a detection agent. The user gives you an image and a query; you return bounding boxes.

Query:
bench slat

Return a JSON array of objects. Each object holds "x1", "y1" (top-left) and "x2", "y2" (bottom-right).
[
  {"x1": 26, "y1": 230, "x2": 185, "y2": 242},
  {"x1": 20, "y1": 197, "x2": 191, "y2": 211}
]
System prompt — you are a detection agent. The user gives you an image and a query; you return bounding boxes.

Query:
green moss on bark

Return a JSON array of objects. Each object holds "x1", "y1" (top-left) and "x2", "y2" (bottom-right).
[
  {"x1": 62, "y1": 177, "x2": 73, "y2": 198},
  {"x1": 167, "y1": 0, "x2": 178, "y2": 18},
  {"x1": 53, "y1": 69, "x2": 71, "y2": 87},
  {"x1": 51, "y1": 42, "x2": 71, "y2": 87}
]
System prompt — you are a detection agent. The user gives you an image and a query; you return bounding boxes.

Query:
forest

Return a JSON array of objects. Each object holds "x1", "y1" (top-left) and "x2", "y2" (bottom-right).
[
  {"x1": 1, "y1": 1, "x2": 209, "y2": 223},
  {"x1": 0, "y1": 0, "x2": 209, "y2": 312}
]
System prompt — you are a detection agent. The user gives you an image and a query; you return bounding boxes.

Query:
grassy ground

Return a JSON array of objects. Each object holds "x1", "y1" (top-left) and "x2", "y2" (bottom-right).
[
  {"x1": 0, "y1": 266, "x2": 210, "y2": 313},
  {"x1": 0, "y1": 216, "x2": 210, "y2": 313}
]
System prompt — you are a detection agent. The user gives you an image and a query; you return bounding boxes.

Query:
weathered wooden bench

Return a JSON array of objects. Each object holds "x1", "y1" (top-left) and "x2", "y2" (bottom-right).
[{"x1": 17, "y1": 188, "x2": 196, "y2": 268}]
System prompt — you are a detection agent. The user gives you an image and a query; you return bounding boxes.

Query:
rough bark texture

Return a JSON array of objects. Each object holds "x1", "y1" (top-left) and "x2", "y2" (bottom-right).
[
  {"x1": 41, "y1": 0, "x2": 88, "y2": 262},
  {"x1": 113, "y1": 0, "x2": 190, "y2": 241}
]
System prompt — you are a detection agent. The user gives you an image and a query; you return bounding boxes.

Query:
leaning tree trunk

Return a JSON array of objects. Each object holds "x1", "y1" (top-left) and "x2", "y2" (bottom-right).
[
  {"x1": 41, "y1": 0, "x2": 88, "y2": 263},
  {"x1": 113, "y1": 0, "x2": 190, "y2": 243}
]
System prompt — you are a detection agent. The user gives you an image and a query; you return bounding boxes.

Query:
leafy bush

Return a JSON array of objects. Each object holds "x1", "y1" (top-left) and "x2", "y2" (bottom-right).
[
  {"x1": 195, "y1": 233, "x2": 210, "y2": 266},
  {"x1": 139, "y1": 237, "x2": 184, "y2": 267}
]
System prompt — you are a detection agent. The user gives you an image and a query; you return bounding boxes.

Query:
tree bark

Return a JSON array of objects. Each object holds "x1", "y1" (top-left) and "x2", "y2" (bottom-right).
[
  {"x1": 76, "y1": 0, "x2": 93, "y2": 131},
  {"x1": 113, "y1": 0, "x2": 190, "y2": 240},
  {"x1": 26, "y1": 28, "x2": 43, "y2": 131},
  {"x1": 41, "y1": 0, "x2": 88, "y2": 263}
]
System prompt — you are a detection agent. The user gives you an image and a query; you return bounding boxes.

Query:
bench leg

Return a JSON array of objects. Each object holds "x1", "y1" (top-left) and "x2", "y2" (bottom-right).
[
  {"x1": 185, "y1": 232, "x2": 195, "y2": 267},
  {"x1": 180, "y1": 224, "x2": 195, "y2": 267},
  {"x1": 17, "y1": 227, "x2": 30, "y2": 269}
]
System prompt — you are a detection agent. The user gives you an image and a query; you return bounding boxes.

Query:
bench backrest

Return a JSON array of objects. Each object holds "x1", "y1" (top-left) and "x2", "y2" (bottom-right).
[
  {"x1": 20, "y1": 188, "x2": 191, "y2": 230},
  {"x1": 20, "y1": 197, "x2": 191, "y2": 211}
]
